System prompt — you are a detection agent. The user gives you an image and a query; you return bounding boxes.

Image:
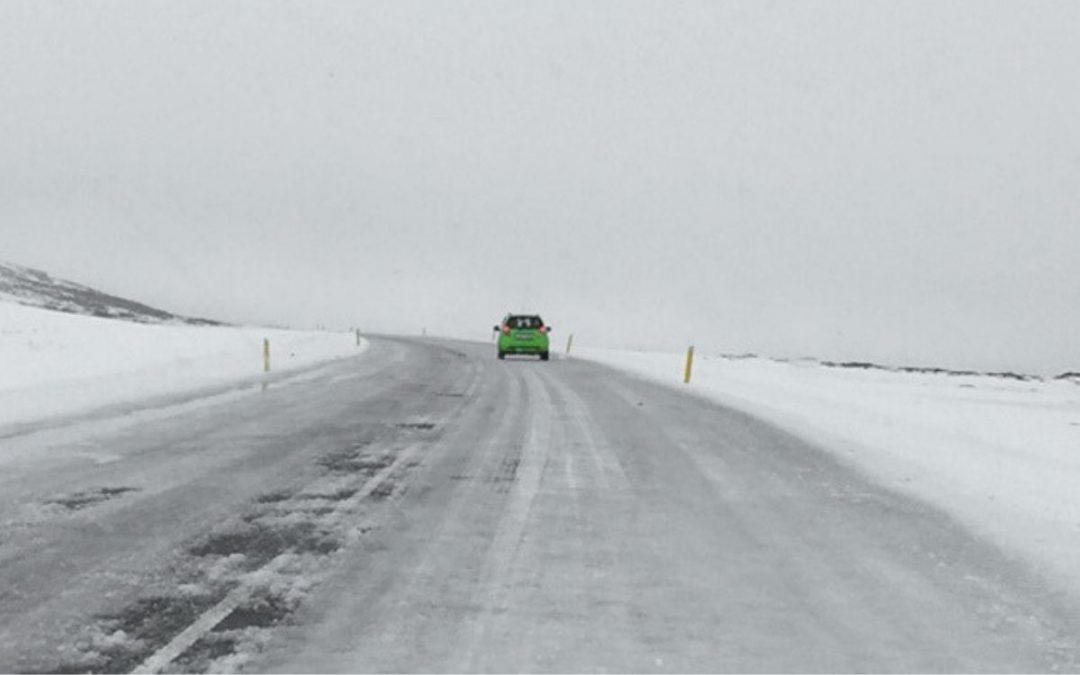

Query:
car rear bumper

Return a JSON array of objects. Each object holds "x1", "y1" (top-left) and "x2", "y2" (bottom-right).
[{"x1": 502, "y1": 345, "x2": 547, "y2": 354}]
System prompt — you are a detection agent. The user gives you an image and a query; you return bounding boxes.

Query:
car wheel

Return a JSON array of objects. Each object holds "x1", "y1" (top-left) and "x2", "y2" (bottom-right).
[
  {"x1": 540, "y1": 351, "x2": 549, "y2": 361},
  {"x1": 498, "y1": 350, "x2": 506, "y2": 360}
]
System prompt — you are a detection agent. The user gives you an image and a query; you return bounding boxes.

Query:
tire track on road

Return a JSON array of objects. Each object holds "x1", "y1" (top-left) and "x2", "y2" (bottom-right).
[
  {"x1": 537, "y1": 365, "x2": 630, "y2": 491},
  {"x1": 456, "y1": 366, "x2": 554, "y2": 672}
]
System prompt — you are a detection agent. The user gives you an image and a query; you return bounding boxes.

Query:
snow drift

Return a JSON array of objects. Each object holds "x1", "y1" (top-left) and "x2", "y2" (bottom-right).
[{"x1": 0, "y1": 300, "x2": 365, "y2": 431}]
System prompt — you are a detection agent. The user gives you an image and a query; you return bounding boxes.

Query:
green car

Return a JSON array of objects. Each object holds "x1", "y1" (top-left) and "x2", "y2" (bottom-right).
[{"x1": 494, "y1": 314, "x2": 551, "y2": 361}]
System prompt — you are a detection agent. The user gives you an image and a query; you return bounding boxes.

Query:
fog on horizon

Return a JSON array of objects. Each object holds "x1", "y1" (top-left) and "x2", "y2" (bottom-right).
[{"x1": 2, "y1": 1, "x2": 1078, "y2": 374}]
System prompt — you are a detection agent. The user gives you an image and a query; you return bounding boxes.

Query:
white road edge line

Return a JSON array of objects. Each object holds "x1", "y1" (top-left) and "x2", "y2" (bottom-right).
[{"x1": 132, "y1": 441, "x2": 424, "y2": 675}]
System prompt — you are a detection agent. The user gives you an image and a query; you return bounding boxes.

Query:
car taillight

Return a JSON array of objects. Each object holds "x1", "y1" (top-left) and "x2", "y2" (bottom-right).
[
  {"x1": 501, "y1": 325, "x2": 511, "y2": 335},
  {"x1": 539, "y1": 326, "x2": 549, "y2": 334}
]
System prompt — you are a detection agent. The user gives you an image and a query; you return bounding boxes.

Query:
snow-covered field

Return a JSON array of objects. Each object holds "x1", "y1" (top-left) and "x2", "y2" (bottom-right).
[
  {"x1": 578, "y1": 347, "x2": 1080, "y2": 596},
  {"x1": 0, "y1": 301, "x2": 366, "y2": 430}
]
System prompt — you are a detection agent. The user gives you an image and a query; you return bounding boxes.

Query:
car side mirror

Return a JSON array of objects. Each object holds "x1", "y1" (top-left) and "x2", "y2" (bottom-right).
[
  {"x1": 547, "y1": 327, "x2": 554, "y2": 333},
  {"x1": 492, "y1": 325, "x2": 500, "y2": 332}
]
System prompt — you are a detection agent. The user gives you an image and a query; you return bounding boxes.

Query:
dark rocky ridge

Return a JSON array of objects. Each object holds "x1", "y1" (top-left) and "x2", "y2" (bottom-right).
[
  {"x1": 0, "y1": 261, "x2": 223, "y2": 326},
  {"x1": 722, "y1": 353, "x2": 1077, "y2": 383}
]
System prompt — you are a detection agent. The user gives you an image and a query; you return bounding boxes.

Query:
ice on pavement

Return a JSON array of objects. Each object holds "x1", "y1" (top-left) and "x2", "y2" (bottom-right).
[
  {"x1": 0, "y1": 300, "x2": 366, "y2": 430},
  {"x1": 6, "y1": 299, "x2": 1080, "y2": 603},
  {"x1": 579, "y1": 347, "x2": 1080, "y2": 597}
]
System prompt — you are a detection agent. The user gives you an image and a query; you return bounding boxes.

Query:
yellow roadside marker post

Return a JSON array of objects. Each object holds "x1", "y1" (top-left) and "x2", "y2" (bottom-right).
[
  {"x1": 263, "y1": 338, "x2": 271, "y2": 373},
  {"x1": 566, "y1": 333, "x2": 574, "y2": 355},
  {"x1": 683, "y1": 345, "x2": 694, "y2": 384},
  {"x1": 355, "y1": 329, "x2": 361, "y2": 347}
]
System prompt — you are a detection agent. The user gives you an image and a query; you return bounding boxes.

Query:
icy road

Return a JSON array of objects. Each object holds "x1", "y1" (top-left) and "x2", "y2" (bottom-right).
[{"x1": 1, "y1": 338, "x2": 1079, "y2": 672}]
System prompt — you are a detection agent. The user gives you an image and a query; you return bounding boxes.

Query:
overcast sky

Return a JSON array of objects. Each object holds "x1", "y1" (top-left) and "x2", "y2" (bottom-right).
[{"x1": 2, "y1": 1, "x2": 1078, "y2": 373}]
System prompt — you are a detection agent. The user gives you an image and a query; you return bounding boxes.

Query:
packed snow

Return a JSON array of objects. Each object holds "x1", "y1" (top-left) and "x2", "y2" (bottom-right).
[
  {"x1": 7, "y1": 299, "x2": 1080, "y2": 601},
  {"x1": 577, "y1": 347, "x2": 1080, "y2": 597},
  {"x1": 0, "y1": 301, "x2": 366, "y2": 430}
]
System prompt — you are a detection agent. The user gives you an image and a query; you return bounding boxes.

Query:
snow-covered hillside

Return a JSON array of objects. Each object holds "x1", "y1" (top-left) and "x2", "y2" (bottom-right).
[
  {"x1": 579, "y1": 347, "x2": 1080, "y2": 597},
  {"x1": 0, "y1": 300, "x2": 365, "y2": 431},
  {"x1": 0, "y1": 260, "x2": 220, "y2": 325}
]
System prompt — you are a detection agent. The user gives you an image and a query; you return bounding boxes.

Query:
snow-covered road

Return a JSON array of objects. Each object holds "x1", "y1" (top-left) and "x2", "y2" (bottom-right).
[{"x1": 2, "y1": 338, "x2": 1079, "y2": 672}]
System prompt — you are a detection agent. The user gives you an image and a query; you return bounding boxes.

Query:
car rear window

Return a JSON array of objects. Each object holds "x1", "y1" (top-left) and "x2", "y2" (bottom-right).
[{"x1": 506, "y1": 316, "x2": 544, "y2": 329}]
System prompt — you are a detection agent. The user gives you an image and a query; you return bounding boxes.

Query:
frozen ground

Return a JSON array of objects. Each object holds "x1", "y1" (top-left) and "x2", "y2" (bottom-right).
[
  {"x1": 4, "y1": 335, "x2": 1080, "y2": 671},
  {"x1": 0, "y1": 300, "x2": 366, "y2": 431},
  {"x1": 577, "y1": 347, "x2": 1080, "y2": 599}
]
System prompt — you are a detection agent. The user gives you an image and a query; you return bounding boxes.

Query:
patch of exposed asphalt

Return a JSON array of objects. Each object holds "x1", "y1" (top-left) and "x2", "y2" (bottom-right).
[
  {"x1": 45, "y1": 486, "x2": 141, "y2": 511},
  {"x1": 171, "y1": 634, "x2": 236, "y2": 674},
  {"x1": 254, "y1": 490, "x2": 293, "y2": 504},
  {"x1": 42, "y1": 433, "x2": 416, "y2": 673},
  {"x1": 169, "y1": 591, "x2": 296, "y2": 673},
  {"x1": 319, "y1": 447, "x2": 395, "y2": 475},
  {"x1": 484, "y1": 455, "x2": 520, "y2": 492},
  {"x1": 213, "y1": 593, "x2": 293, "y2": 631},
  {"x1": 297, "y1": 487, "x2": 358, "y2": 501},
  {"x1": 368, "y1": 480, "x2": 397, "y2": 502},
  {"x1": 53, "y1": 593, "x2": 223, "y2": 674},
  {"x1": 188, "y1": 520, "x2": 340, "y2": 569},
  {"x1": 395, "y1": 421, "x2": 436, "y2": 431}
]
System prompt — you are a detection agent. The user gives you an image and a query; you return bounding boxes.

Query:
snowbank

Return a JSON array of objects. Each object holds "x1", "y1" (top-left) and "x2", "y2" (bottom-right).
[
  {"x1": 577, "y1": 347, "x2": 1080, "y2": 596},
  {"x1": 0, "y1": 301, "x2": 366, "y2": 429}
]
